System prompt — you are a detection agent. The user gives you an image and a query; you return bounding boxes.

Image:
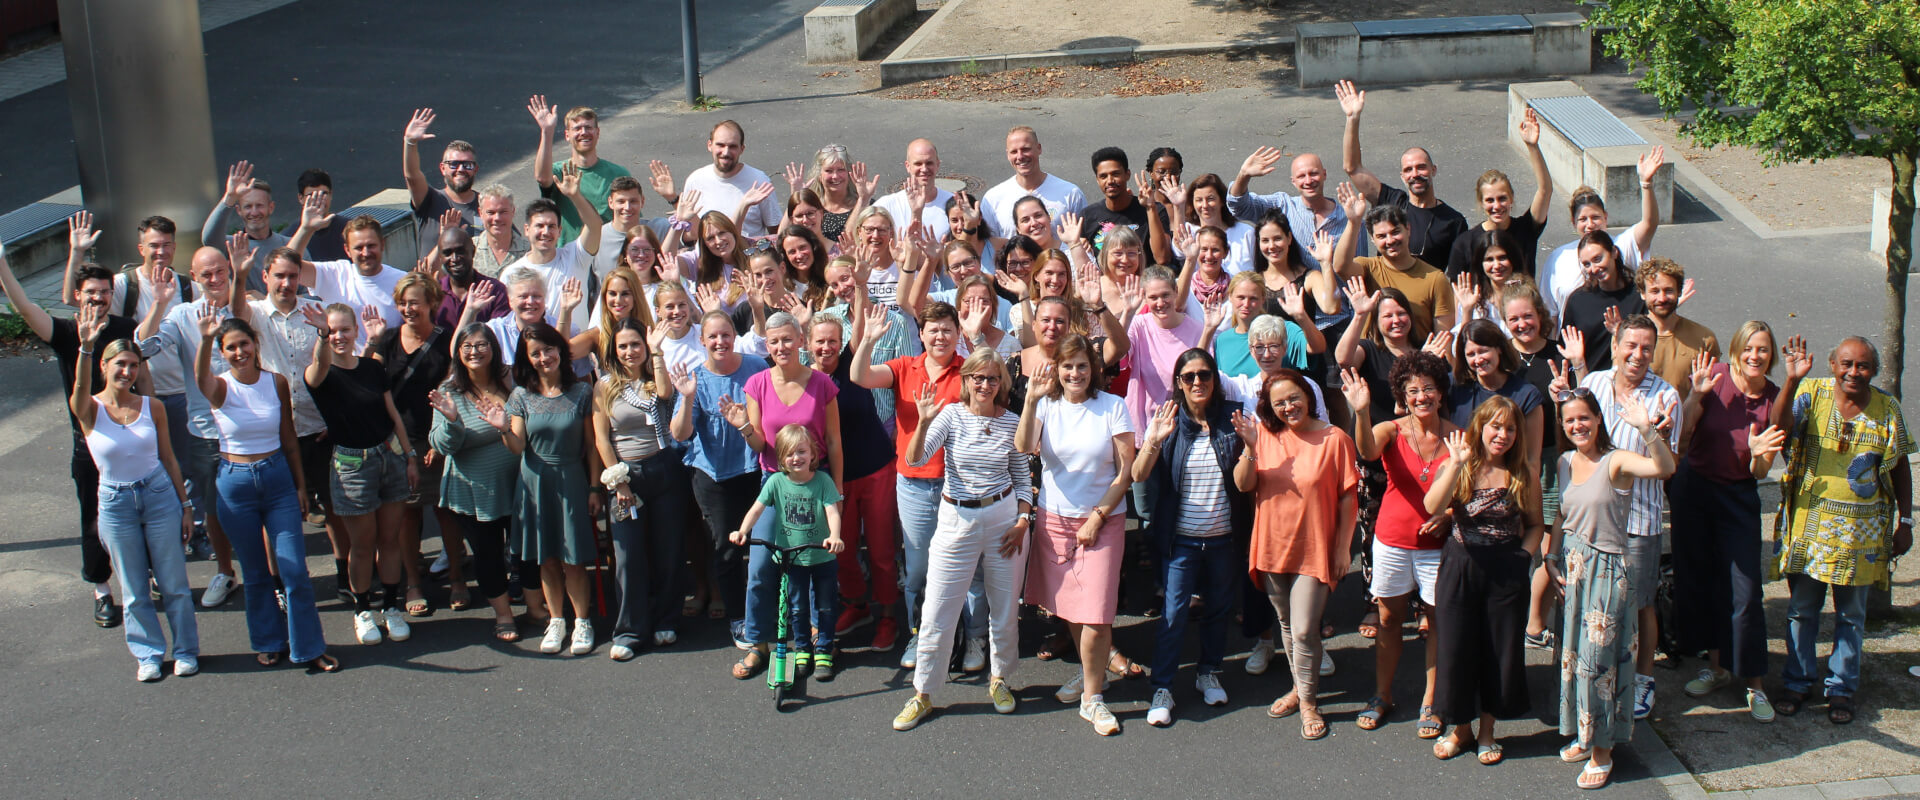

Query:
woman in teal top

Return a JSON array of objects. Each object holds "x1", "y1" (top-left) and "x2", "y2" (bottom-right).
[
  {"x1": 427, "y1": 322, "x2": 520, "y2": 642},
  {"x1": 501, "y1": 322, "x2": 599, "y2": 657},
  {"x1": 1205, "y1": 272, "x2": 1319, "y2": 379}
]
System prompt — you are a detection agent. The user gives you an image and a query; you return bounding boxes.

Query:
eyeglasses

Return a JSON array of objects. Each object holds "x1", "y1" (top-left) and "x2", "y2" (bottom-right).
[
  {"x1": 1250, "y1": 344, "x2": 1284, "y2": 355},
  {"x1": 1178, "y1": 370, "x2": 1215, "y2": 384},
  {"x1": 459, "y1": 342, "x2": 491, "y2": 353},
  {"x1": 966, "y1": 374, "x2": 1001, "y2": 386},
  {"x1": 442, "y1": 160, "x2": 478, "y2": 171},
  {"x1": 1552, "y1": 386, "x2": 1595, "y2": 403}
]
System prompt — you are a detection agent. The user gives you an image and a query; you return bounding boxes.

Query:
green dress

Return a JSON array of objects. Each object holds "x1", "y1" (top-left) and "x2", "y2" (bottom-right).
[
  {"x1": 428, "y1": 387, "x2": 517, "y2": 521},
  {"x1": 510, "y1": 383, "x2": 595, "y2": 566}
]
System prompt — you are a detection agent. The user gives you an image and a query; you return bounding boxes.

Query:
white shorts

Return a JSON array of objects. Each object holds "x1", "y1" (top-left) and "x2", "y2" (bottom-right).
[{"x1": 1370, "y1": 539, "x2": 1441, "y2": 605}]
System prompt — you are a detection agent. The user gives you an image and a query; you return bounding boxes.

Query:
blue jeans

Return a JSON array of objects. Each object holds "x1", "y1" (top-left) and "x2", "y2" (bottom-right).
[
  {"x1": 1783, "y1": 573, "x2": 1867, "y2": 697},
  {"x1": 897, "y1": 474, "x2": 987, "y2": 638},
  {"x1": 743, "y1": 550, "x2": 839, "y2": 651},
  {"x1": 98, "y1": 466, "x2": 199, "y2": 667},
  {"x1": 215, "y1": 453, "x2": 327, "y2": 663},
  {"x1": 1152, "y1": 534, "x2": 1237, "y2": 690}
]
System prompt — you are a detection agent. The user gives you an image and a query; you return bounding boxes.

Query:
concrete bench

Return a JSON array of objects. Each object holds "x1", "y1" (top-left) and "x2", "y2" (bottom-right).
[
  {"x1": 1297, "y1": 12, "x2": 1589, "y2": 89},
  {"x1": 0, "y1": 201, "x2": 83, "y2": 279},
  {"x1": 1509, "y1": 81, "x2": 1673, "y2": 225},
  {"x1": 805, "y1": 0, "x2": 915, "y2": 63}
]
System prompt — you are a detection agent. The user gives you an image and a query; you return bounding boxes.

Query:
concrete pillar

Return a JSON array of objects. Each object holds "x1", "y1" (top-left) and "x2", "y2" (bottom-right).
[{"x1": 58, "y1": 0, "x2": 218, "y2": 265}]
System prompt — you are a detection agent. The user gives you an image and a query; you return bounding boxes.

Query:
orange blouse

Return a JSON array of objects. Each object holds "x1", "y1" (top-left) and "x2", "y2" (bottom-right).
[{"x1": 1248, "y1": 423, "x2": 1360, "y2": 590}]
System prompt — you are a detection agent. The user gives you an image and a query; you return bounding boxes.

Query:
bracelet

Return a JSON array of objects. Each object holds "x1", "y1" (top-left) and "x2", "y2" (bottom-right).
[
  {"x1": 1639, "y1": 181, "x2": 1652, "y2": 189},
  {"x1": 901, "y1": 267, "x2": 920, "y2": 274},
  {"x1": 1088, "y1": 304, "x2": 1108, "y2": 314},
  {"x1": 79, "y1": 348, "x2": 93, "y2": 355},
  {"x1": 670, "y1": 218, "x2": 694, "y2": 232}
]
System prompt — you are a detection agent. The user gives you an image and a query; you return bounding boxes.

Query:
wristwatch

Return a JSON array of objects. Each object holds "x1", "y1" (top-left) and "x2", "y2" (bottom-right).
[{"x1": 1900, "y1": 516, "x2": 1913, "y2": 527}]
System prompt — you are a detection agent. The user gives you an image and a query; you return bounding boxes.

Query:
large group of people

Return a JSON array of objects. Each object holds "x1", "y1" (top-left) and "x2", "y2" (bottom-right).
[{"x1": 4, "y1": 79, "x2": 1912, "y2": 791}]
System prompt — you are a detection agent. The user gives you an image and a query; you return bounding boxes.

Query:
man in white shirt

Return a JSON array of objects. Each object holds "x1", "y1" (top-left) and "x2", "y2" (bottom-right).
[
  {"x1": 504, "y1": 164, "x2": 602, "y2": 336},
  {"x1": 979, "y1": 126, "x2": 1085, "y2": 240},
  {"x1": 286, "y1": 194, "x2": 406, "y2": 351},
  {"x1": 873, "y1": 138, "x2": 954, "y2": 239},
  {"x1": 682, "y1": 120, "x2": 782, "y2": 238}
]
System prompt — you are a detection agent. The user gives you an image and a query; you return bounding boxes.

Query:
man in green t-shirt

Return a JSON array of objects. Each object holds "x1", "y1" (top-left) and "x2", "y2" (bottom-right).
[{"x1": 527, "y1": 95, "x2": 631, "y2": 242}]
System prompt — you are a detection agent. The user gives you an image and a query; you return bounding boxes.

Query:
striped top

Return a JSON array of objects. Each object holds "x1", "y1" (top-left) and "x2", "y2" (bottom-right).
[
  {"x1": 1579, "y1": 369, "x2": 1681, "y2": 537},
  {"x1": 912, "y1": 403, "x2": 1033, "y2": 505},
  {"x1": 1174, "y1": 436, "x2": 1232, "y2": 537},
  {"x1": 428, "y1": 387, "x2": 518, "y2": 522}
]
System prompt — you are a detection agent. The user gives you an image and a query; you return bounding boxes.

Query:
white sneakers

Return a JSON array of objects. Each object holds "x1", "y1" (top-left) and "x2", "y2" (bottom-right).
[
  {"x1": 136, "y1": 662, "x2": 163, "y2": 682},
  {"x1": 1246, "y1": 638, "x2": 1275, "y2": 675},
  {"x1": 900, "y1": 634, "x2": 919, "y2": 670},
  {"x1": 1081, "y1": 697, "x2": 1121, "y2": 736},
  {"x1": 1633, "y1": 674, "x2": 1656, "y2": 720},
  {"x1": 1319, "y1": 651, "x2": 1336, "y2": 677},
  {"x1": 200, "y1": 573, "x2": 237, "y2": 608},
  {"x1": 653, "y1": 630, "x2": 678, "y2": 646},
  {"x1": 539, "y1": 618, "x2": 568, "y2": 654},
  {"x1": 353, "y1": 610, "x2": 383, "y2": 645},
  {"x1": 173, "y1": 659, "x2": 199, "y2": 678},
  {"x1": 1197, "y1": 672, "x2": 1228, "y2": 706},
  {"x1": 1056, "y1": 674, "x2": 1085, "y2": 704},
  {"x1": 962, "y1": 636, "x2": 988, "y2": 672},
  {"x1": 1148, "y1": 688, "x2": 1176, "y2": 727},
  {"x1": 381, "y1": 608, "x2": 412, "y2": 642},
  {"x1": 569, "y1": 619, "x2": 595, "y2": 655},
  {"x1": 609, "y1": 644, "x2": 636, "y2": 662}
]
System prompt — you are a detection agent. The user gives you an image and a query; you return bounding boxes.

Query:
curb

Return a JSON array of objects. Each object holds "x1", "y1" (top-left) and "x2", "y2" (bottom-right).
[{"x1": 879, "y1": 34, "x2": 1293, "y2": 86}]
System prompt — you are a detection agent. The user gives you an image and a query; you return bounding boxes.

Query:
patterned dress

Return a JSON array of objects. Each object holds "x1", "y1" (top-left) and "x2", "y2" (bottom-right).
[
  {"x1": 1773, "y1": 378, "x2": 1915, "y2": 589},
  {"x1": 509, "y1": 382, "x2": 595, "y2": 566},
  {"x1": 1557, "y1": 451, "x2": 1637, "y2": 750}
]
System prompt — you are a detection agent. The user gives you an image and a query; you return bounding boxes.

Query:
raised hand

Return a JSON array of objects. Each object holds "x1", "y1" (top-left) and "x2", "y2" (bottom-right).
[
  {"x1": 148, "y1": 262, "x2": 179, "y2": 307},
  {"x1": 655, "y1": 250, "x2": 683, "y2": 284},
  {"x1": 438, "y1": 206, "x2": 464, "y2": 236},
  {"x1": 852, "y1": 161, "x2": 878, "y2": 202},
  {"x1": 1557, "y1": 326, "x2": 1587, "y2": 368},
  {"x1": 1132, "y1": 170, "x2": 1160, "y2": 208},
  {"x1": 404, "y1": 108, "x2": 436, "y2": 145},
  {"x1": 1637, "y1": 145, "x2": 1665, "y2": 185},
  {"x1": 646, "y1": 315, "x2": 671, "y2": 350},
  {"x1": 1678, "y1": 277, "x2": 1696, "y2": 308},
  {"x1": 476, "y1": 394, "x2": 511, "y2": 432},
  {"x1": 1442, "y1": 429, "x2": 1471, "y2": 462},
  {"x1": 782, "y1": 162, "x2": 805, "y2": 196},
  {"x1": 1334, "y1": 79, "x2": 1365, "y2": 118},
  {"x1": 222, "y1": 160, "x2": 257, "y2": 206},
  {"x1": 1783, "y1": 335, "x2": 1813, "y2": 381},
  {"x1": 1688, "y1": 351, "x2": 1721, "y2": 395},
  {"x1": 1278, "y1": 283, "x2": 1308, "y2": 319},
  {"x1": 905, "y1": 181, "x2": 930, "y2": 215},
  {"x1": 195, "y1": 303, "x2": 222, "y2": 340},
  {"x1": 557, "y1": 161, "x2": 583, "y2": 197},
  {"x1": 1202, "y1": 297, "x2": 1227, "y2": 331},
  {"x1": 1547, "y1": 360, "x2": 1572, "y2": 401},
  {"x1": 1310, "y1": 229, "x2": 1334, "y2": 267},
  {"x1": 674, "y1": 188, "x2": 703, "y2": 223},
  {"x1": 959, "y1": 295, "x2": 989, "y2": 340},
  {"x1": 1452, "y1": 271, "x2": 1481, "y2": 316},
  {"x1": 427, "y1": 388, "x2": 458, "y2": 421},
  {"x1": 1144, "y1": 400, "x2": 1179, "y2": 447},
  {"x1": 1170, "y1": 223, "x2": 1196, "y2": 259},
  {"x1": 75, "y1": 304, "x2": 106, "y2": 346},
  {"x1": 1519, "y1": 107, "x2": 1541, "y2": 147},
  {"x1": 1339, "y1": 367, "x2": 1371, "y2": 414},
  {"x1": 743, "y1": 181, "x2": 775, "y2": 208},
  {"x1": 1119, "y1": 274, "x2": 1143, "y2": 313},
  {"x1": 649, "y1": 159, "x2": 677, "y2": 199},
  {"x1": 300, "y1": 189, "x2": 336, "y2": 232},
  {"x1": 994, "y1": 267, "x2": 1027, "y2": 298},
  {"x1": 68, "y1": 210, "x2": 101, "y2": 255},
  {"x1": 361, "y1": 304, "x2": 386, "y2": 340},
  {"x1": 226, "y1": 234, "x2": 252, "y2": 285},
  {"x1": 464, "y1": 280, "x2": 495, "y2": 315},
  {"x1": 1422, "y1": 329, "x2": 1454, "y2": 357},
  {"x1": 862, "y1": 303, "x2": 891, "y2": 340},
  {"x1": 1158, "y1": 175, "x2": 1188, "y2": 209},
  {"x1": 775, "y1": 292, "x2": 812, "y2": 330},
  {"x1": 1748, "y1": 422, "x2": 1786, "y2": 464},
  {"x1": 1028, "y1": 362, "x2": 1057, "y2": 400},
  {"x1": 299, "y1": 302, "x2": 330, "y2": 331},
  {"x1": 667, "y1": 363, "x2": 697, "y2": 398},
  {"x1": 1618, "y1": 390, "x2": 1653, "y2": 431},
  {"x1": 1601, "y1": 304, "x2": 1622, "y2": 337},
  {"x1": 1336, "y1": 181, "x2": 1368, "y2": 220},
  {"x1": 913, "y1": 384, "x2": 946, "y2": 421},
  {"x1": 1238, "y1": 146, "x2": 1284, "y2": 180},
  {"x1": 1231, "y1": 408, "x2": 1260, "y2": 448},
  {"x1": 695, "y1": 282, "x2": 724, "y2": 314},
  {"x1": 526, "y1": 94, "x2": 556, "y2": 131},
  {"x1": 1056, "y1": 210, "x2": 1083, "y2": 244},
  {"x1": 717, "y1": 395, "x2": 749, "y2": 428},
  {"x1": 1344, "y1": 275, "x2": 1378, "y2": 317},
  {"x1": 559, "y1": 277, "x2": 584, "y2": 312}
]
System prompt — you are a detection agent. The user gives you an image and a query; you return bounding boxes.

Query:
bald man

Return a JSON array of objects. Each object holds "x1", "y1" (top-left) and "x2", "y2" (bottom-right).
[
  {"x1": 979, "y1": 126, "x2": 1085, "y2": 240},
  {"x1": 873, "y1": 138, "x2": 955, "y2": 239},
  {"x1": 1227, "y1": 148, "x2": 1362, "y2": 272},
  {"x1": 1335, "y1": 81, "x2": 1468, "y2": 266},
  {"x1": 137, "y1": 245, "x2": 244, "y2": 604}
]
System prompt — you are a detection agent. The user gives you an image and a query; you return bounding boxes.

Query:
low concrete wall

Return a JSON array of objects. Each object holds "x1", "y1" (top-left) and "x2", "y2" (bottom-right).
[
  {"x1": 1299, "y1": 12, "x2": 1590, "y2": 88},
  {"x1": 879, "y1": 36, "x2": 1291, "y2": 86},
  {"x1": 1508, "y1": 81, "x2": 1673, "y2": 226},
  {"x1": 1869, "y1": 187, "x2": 1920, "y2": 266},
  {"x1": 805, "y1": 0, "x2": 915, "y2": 63}
]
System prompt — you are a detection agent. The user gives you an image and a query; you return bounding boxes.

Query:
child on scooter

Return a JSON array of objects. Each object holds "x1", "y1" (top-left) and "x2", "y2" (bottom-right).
[{"x1": 732, "y1": 424, "x2": 846, "y2": 680}]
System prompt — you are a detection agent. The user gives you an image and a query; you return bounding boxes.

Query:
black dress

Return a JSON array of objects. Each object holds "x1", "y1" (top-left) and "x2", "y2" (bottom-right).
[{"x1": 1434, "y1": 487, "x2": 1532, "y2": 724}]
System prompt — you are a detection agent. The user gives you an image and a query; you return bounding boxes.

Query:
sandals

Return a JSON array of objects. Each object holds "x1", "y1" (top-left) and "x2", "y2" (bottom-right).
[
  {"x1": 492, "y1": 620, "x2": 520, "y2": 642},
  {"x1": 1774, "y1": 688, "x2": 1806, "y2": 717},
  {"x1": 255, "y1": 651, "x2": 286, "y2": 668},
  {"x1": 1828, "y1": 694, "x2": 1855, "y2": 725},
  {"x1": 1578, "y1": 760, "x2": 1614, "y2": 790},
  {"x1": 303, "y1": 653, "x2": 343, "y2": 674},
  {"x1": 1267, "y1": 691, "x2": 1301, "y2": 719},
  {"x1": 1358, "y1": 611, "x2": 1381, "y2": 640},
  {"x1": 731, "y1": 648, "x2": 767, "y2": 680},
  {"x1": 706, "y1": 597, "x2": 727, "y2": 620},
  {"x1": 1477, "y1": 742, "x2": 1504, "y2": 765},
  {"x1": 448, "y1": 584, "x2": 474, "y2": 612},
  {"x1": 1300, "y1": 708, "x2": 1328, "y2": 740},
  {"x1": 1416, "y1": 705, "x2": 1443, "y2": 739},
  {"x1": 405, "y1": 587, "x2": 433, "y2": 618},
  {"x1": 1560, "y1": 742, "x2": 1590, "y2": 763},
  {"x1": 1106, "y1": 650, "x2": 1145, "y2": 680},
  {"x1": 1356, "y1": 696, "x2": 1392, "y2": 730},
  {"x1": 1433, "y1": 735, "x2": 1470, "y2": 760},
  {"x1": 1037, "y1": 632, "x2": 1072, "y2": 661}
]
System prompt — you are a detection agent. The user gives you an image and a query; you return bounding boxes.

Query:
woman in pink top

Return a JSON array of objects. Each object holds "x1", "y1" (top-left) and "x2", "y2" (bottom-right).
[
  {"x1": 1124, "y1": 266, "x2": 1206, "y2": 443},
  {"x1": 741, "y1": 311, "x2": 842, "y2": 484}
]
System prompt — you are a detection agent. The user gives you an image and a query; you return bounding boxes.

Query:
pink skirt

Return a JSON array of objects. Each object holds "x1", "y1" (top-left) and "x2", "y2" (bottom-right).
[{"x1": 1027, "y1": 509, "x2": 1125, "y2": 625}]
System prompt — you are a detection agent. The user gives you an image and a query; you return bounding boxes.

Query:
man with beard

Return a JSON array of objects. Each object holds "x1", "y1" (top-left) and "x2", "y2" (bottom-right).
[
  {"x1": 404, "y1": 108, "x2": 481, "y2": 261},
  {"x1": 529, "y1": 97, "x2": 631, "y2": 243},
  {"x1": 683, "y1": 119, "x2": 782, "y2": 238},
  {"x1": 1228, "y1": 147, "x2": 1359, "y2": 271},
  {"x1": 1638, "y1": 258, "x2": 1719, "y2": 397},
  {"x1": 285, "y1": 193, "x2": 406, "y2": 351},
  {"x1": 425, "y1": 224, "x2": 507, "y2": 329},
  {"x1": 0, "y1": 241, "x2": 142, "y2": 626},
  {"x1": 201, "y1": 160, "x2": 295, "y2": 295},
  {"x1": 1334, "y1": 81, "x2": 1468, "y2": 267}
]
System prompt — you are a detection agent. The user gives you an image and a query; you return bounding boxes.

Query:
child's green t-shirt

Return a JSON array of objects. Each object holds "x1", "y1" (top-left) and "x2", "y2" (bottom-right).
[{"x1": 757, "y1": 472, "x2": 843, "y2": 567}]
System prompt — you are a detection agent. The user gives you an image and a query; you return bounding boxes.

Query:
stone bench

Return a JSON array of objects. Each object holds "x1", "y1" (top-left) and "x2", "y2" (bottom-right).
[
  {"x1": 1509, "y1": 81, "x2": 1673, "y2": 226},
  {"x1": 0, "y1": 200, "x2": 84, "y2": 279},
  {"x1": 805, "y1": 0, "x2": 915, "y2": 63},
  {"x1": 1297, "y1": 13, "x2": 1590, "y2": 89}
]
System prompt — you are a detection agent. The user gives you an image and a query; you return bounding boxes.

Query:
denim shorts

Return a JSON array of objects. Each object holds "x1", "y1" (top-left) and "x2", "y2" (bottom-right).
[{"x1": 330, "y1": 444, "x2": 409, "y2": 516}]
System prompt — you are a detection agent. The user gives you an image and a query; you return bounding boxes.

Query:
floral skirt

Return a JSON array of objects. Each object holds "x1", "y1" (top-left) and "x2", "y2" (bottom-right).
[{"x1": 1558, "y1": 536, "x2": 1637, "y2": 749}]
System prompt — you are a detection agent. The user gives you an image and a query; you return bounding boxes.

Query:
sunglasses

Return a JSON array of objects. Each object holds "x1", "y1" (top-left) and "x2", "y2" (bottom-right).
[
  {"x1": 1177, "y1": 369, "x2": 1215, "y2": 384},
  {"x1": 442, "y1": 160, "x2": 478, "y2": 171},
  {"x1": 1553, "y1": 386, "x2": 1596, "y2": 403},
  {"x1": 743, "y1": 240, "x2": 776, "y2": 256}
]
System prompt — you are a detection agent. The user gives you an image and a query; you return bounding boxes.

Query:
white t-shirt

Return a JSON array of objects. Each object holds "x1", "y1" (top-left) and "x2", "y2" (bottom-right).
[
  {"x1": 683, "y1": 163, "x2": 782, "y2": 238},
  {"x1": 1172, "y1": 220, "x2": 1259, "y2": 275},
  {"x1": 659, "y1": 325, "x2": 705, "y2": 373},
  {"x1": 310, "y1": 260, "x2": 404, "y2": 351},
  {"x1": 1035, "y1": 392, "x2": 1134, "y2": 515},
  {"x1": 866, "y1": 264, "x2": 901, "y2": 310},
  {"x1": 1542, "y1": 233, "x2": 1646, "y2": 325},
  {"x1": 592, "y1": 227, "x2": 629, "y2": 281},
  {"x1": 980, "y1": 173, "x2": 1086, "y2": 240},
  {"x1": 874, "y1": 186, "x2": 955, "y2": 240},
  {"x1": 508, "y1": 241, "x2": 594, "y2": 336}
]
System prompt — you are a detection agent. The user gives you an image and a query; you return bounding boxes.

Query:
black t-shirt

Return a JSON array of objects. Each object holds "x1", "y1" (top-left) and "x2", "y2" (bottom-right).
[
  {"x1": 52, "y1": 314, "x2": 139, "y2": 432},
  {"x1": 1560, "y1": 283, "x2": 1648, "y2": 371},
  {"x1": 1077, "y1": 199, "x2": 1152, "y2": 254},
  {"x1": 305, "y1": 357, "x2": 396, "y2": 449},
  {"x1": 1512, "y1": 343, "x2": 1568, "y2": 455},
  {"x1": 1377, "y1": 185, "x2": 1469, "y2": 268},
  {"x1": 1446, "y1": 210, "x2": 1548, "y2": 280},
  {"x1": 371, "y1": 326, "x2": 452, "y2": 446},
  {"x1": 307, "y1": 217, "x2": 351, "y2": 262},
  {"x1": 1356, "y1": 339, "x2": 1402, "y2": 422},
  {"x1": 413, "y1": 190, "x2": 480, "y2": 262},
  {"x1": 831, "y1": 350, "x2": 893, "y2": 481}
]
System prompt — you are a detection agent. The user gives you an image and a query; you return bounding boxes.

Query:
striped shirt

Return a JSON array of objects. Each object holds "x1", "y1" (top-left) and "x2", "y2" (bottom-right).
[
  {"x1": 1175, "y1": 437, "x2": 1232, "y2": 537},
  {"x1": 912, "y1": 403, "x2": 1033, "y2": 505},
  {"x1": 1579, "y1": 368, "x2": 1681, "y2": 537}
]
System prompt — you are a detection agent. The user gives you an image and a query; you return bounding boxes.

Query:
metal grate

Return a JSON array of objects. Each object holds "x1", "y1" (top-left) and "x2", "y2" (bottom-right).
[
  {"x1": 816, "y1": 0, "x2": 873, "y2": 6},
  {"x1": 1529, "y1": 95, "x2": 1647, "y2": 150},
  {"x1": 339, "y1": 206, "x2": 412, "y2": 229},
  {"x1": 0, "y1": 203, "x2": 82, "y2": 245},
  {"x1": 1354, "y1": 15, "x2": 1531, "y2": 38}
]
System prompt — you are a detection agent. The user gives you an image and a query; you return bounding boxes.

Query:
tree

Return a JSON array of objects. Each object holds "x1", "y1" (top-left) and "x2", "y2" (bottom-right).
[{"x1": 1592, "y1": 0, "x2": 1920, "y2": 398}]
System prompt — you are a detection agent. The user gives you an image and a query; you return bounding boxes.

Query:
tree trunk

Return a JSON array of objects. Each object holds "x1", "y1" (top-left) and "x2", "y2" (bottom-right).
[{"x1": 1872, "y1": 148, "x2": 1915, "y2": 618}]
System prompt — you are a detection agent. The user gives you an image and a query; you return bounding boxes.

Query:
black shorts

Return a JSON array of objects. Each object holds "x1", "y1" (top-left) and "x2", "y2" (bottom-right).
[{"x1": 298, "y1": 432, "x2": 333, "y2": 512}]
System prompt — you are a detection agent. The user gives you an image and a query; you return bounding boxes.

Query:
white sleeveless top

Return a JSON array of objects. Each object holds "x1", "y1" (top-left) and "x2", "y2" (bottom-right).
[
  {"x1": 87, "y1": 397, "x2": 161, "y2": 483},
  {"x1": 211, "y1": 371, "x2": 283, "y2": 455}
]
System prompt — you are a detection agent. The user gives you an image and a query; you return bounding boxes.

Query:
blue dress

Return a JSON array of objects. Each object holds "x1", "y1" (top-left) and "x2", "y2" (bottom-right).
[{"x1": 510, "y1": 383, "x2": 595, "y2": 566}]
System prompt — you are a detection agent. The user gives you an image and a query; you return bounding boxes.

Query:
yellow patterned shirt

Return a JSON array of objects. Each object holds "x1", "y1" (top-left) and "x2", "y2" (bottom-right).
[{"x1": 1773, "y1": 379, "x2": 1914, "y2": 588}]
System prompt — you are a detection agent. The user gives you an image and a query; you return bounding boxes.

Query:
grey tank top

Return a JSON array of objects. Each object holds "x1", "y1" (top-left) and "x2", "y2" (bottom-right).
[
  {"x1": 604, "y1": 380, "x2": 664, "y2": 462},
  {"x1": 1557, "y1": 450, "x2": 1632, "y2": 555}
]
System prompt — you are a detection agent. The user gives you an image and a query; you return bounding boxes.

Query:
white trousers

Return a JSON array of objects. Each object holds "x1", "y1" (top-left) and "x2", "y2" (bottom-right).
[{"x1": 913, "y1": 496, "x2": 1027, "y2": 695}]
